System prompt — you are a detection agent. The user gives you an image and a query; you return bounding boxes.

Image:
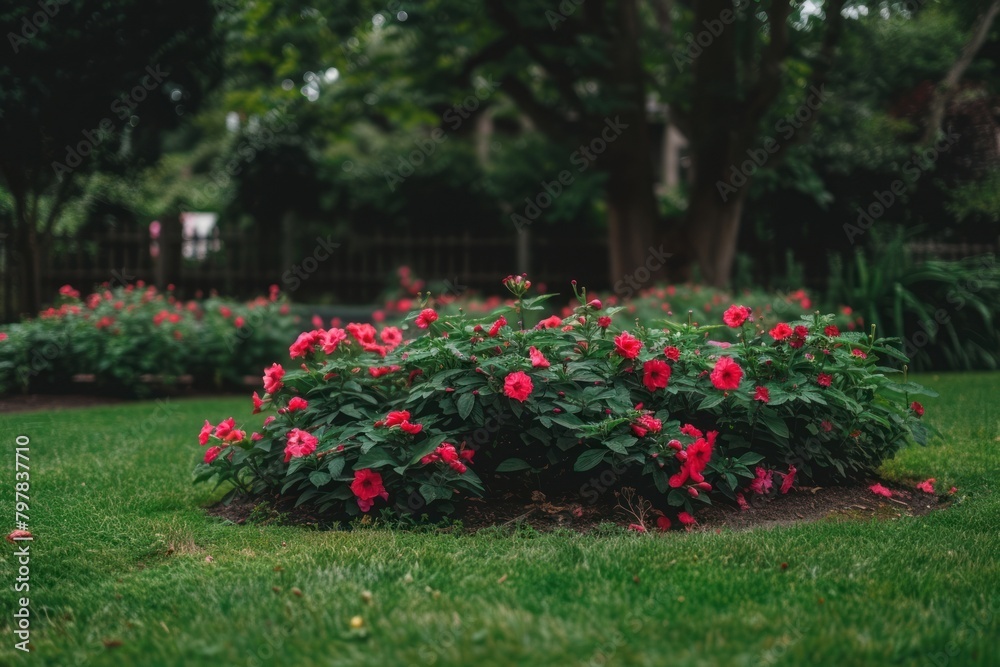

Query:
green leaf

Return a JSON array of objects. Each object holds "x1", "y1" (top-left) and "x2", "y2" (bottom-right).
[
  {"x1": 574, "y1": 449, "x2": 607, "y2": 472},
  {"x1": 419, "y1": 484, "x2": 452, "y2": 504},
  {"x1": 309, "y1": 471, "x2": 332, "y2": 487},
  {"x1": 457, "y1": 391, "x2": 475, "y2": 420},
  {"x1": 604, "y1": 434, "x2": 637, "y2": 454},
  {"x1": 495, "y1": 458, "x2": 532, "y2": 473},
  {"x1": 356, "y1": 446, "x2": 395, "y2": 469}
]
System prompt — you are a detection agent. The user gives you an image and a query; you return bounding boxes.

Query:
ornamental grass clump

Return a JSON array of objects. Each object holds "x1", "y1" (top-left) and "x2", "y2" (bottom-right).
[{"x1": 195, "y1": 276, "x2": 934, "y2": 525}]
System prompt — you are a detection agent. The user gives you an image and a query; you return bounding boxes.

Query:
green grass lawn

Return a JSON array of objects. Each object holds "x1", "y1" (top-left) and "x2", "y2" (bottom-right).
[{"x1": 1, "y1": 373, "x2": 998, "y2": 666}]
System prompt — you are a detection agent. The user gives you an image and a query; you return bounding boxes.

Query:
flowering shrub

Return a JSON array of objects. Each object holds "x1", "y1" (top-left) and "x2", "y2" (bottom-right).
[
  {"x1": 194, "y1": 276, "x2": 933, "y2": 524},
  {"x1": 0, "y1": 283, "x2": 300, "y2": 395}
]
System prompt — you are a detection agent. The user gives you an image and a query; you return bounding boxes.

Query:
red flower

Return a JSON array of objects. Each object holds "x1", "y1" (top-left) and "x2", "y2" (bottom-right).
[
  {"x1": 588, "y1": 299, "x2": 603, "y2": 310},
  {"x1": 631, "y1": 414, "x2": 662, "y2": 437},
  {"x1": 351, "y1": 469, "x2": 389, "y2": 512},
  {"x1": 851, "y1": 348, "x2": 867, "y2": 359},
  {"x1": 369, "y1": 365, "x2": 401, "y2": 378},
  {"x1": 710, "y1": 356, "x2": 743, "y2": 391},
  {"x1": 821, "y1": 420, "x2": 833, "y2": 432},
  {"x1": 677, "y1": 512, "x2": 696, "y2": 527},
  {"x1": 415, "y1": 308, "x2": 438, "y2": 329},
  {"x1": 789, "y1": 325, "x2": 809, "y2": 349},
  {"x1": 664, "y1": 346, "x2": 680, "y2": 361},
  {"x1": 283, "y1": 428, "x2": 318, "y2": 463},
  {"x1": 383, "y1": 410, "x2": 411, "y2": 427},
  {"x1": 289, "y1": 330, "x2": 322, "y2": 358},
  {"x1": 537, "y1": 315, "x2": 563, "y2": 329},
  {"x1": 347, "y1": 322, "x2": 377, "y2": 345},
  {"x1": 263, "y1": 363, "x2": 285, "y2": 394},
  {"x1": 204, "y1": 446, "x2": 223, "y2": 464},
  {"x1": 824, "y1": 325, "x2": 841, "y2": 337},
  {"x1": 869, "y1": 483, "x2": 893, "y2": 498},
  {"x1": 817, "y1": 373, "x2": 833, "y2": 388},
  {"x1": 287, "y1": 397, "x2": 308, "y2": 412},
  {"x1": 656, "y1": 516, "x2": 672, "y2": 531},
  {"x1": 252, "y1": 392, "x2": 264, "y2": 414},
  {"x1": 627, "y1": 523, "x2": 646, "y2": 533},
  {"x1": 0, "y1": 332, "x2": 8, "y2": 342},
  {"x1": 749, "y1": 467, "x2": 773, "y2": 495},
  {"x1": 504, "y1": 371, "x2": 533, "y2": 402},
  {"x1": 199, "y1": 420, "x2": 214, "y2": 446},
  {"x1": 400, "y1": 421, "x2": 423, "y2": 434},
  {"x1": 528, "y1": 346, "x2": 551, "y2": 369},
  {"x1": 754, "y1": 386, "x2": 770, "y2": 403},
  {"x1": 723, "y1": 304, "x2": 751, "y2": 328},
  {"x1": 916, "y1": 478, "x2": 936, "y2": 494},
  {"x1": 780, "y1": 465, "x2": 796, "y2": 494},
  {"x1": 911, "y1": 401, "x2": 924, "y2": 417},
  {"x1": 613, "y1": 331, "x2": 643, "y2": 359},
  {"x1": 488, "y1": 316, "x2": 508, "y2": 337},
  {"x1": 769, "y1": 323, "x2": 793, "y2": 341},
  {"x1": 642, "y1": 359, "x2": 672, "y2": 392},
  {"x1": 597, "y1": 316, "x2": 612, "y2": 328},
  {"x1": 680, "y1": 424, "x2": 703, "y2": 438}
]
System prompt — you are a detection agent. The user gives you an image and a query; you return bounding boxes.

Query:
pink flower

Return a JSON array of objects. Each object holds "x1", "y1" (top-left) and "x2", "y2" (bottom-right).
[
  {"x1": 252, "y1": 392, "x2": 264, "y2": 414},
  {"x1": 723, "y1": 304, "x2": 751, "y2": 328},
  {"x1": 587, "y1": 298, "x2": 603, "y2": 310},
  {"x1": 664, "y1": 346, "x2": 680, "y2": 361},
  {"x1": 736, "y1": 492, "x2": 750, "y2": 511},
  {"x1": 627, "y1": 523, "x2": 647, "y2": 533},
  {"x1": 754, "y1": 386, "x2": 770, "y2": 403},
  {"x1": 656, "y1": 516, "x2": 672, "y2": 531},
  {"x1": 911, "y1": 401, "x2": 924, "y2": 417},
  {"x1": 214, "y1": 417, "x2": 236, "y2": 440},
  {"x1": 597, "y1": 316, "x2": 612, "y2": 328},
  {"x1": 537, "y1": 315, "x2": 563, "y2": 329},
  {"x1": 283, "y1": 428, "x2": 318, "y2": 463},
  {"x1": 504, "y1": 371, "x2": 533, "y2": 402},
  {"x1": 347, "y1": 322, "x2": 377, "y2": 345},
  {"x1": 287, "y1": 397, "x2": 309, "y2": 412},
  {"x1": 263, "y1": 363, "x2": 285, "y2": 394},
  {"x1": 769, "y1": 323, "x2": 793, "y2": 341},
  {"x1": 749, "y1": 467, "x2": 773, "y2": 495},
  {"x1": 204, "y1": 446, "x2": 223, "y2": 464},
  {"x1": 289, "y1": 330, "x2": 322, "y2": 358},
  {"x1": 528, "y1": 346, "x2": 551, "y2": 369},
  {"x1": 351, "y1": 469, "x2": 389, "y2": 512},
  {"x1": 916, "y1": 478, "x2": 936, "y2": 494},
  {"x1": 415, "y1": 308, "x2": 438, "y2": 329},
  {"x1": 677, "y1": 512, "x2": 696, "y2": 527},
  {"x1": 710, "y1": 356, "x2": 743, "y2": 391},
  {"x1": 380, "y1": 327, "x2": 403, "y2": 349},
  {"x1": 263, "y1": 416, "x2": 275, "y2": 427},
  {"x1": 0, "y1": 332, "x2": 8, "y2": 342},
  {"x1": 59, "y1": 284, "x2": 80, "y2": 299},
  {"x1": 817, "y1": 373, "x2": 833, "y2": 388},
  {"x1": 851, "y1": 348, "x2": 867, "y2": 359},
  {"x1": 780, "y1": 465, "x2": 796, "y2": 494},
  {"x1": 322, "y1": 328, "x2": 348, "y2": 354},
  {"x1": 199, "y1": 420, "x2": 214, "y2": 446},
  {"x1": 642, "y1": 359, "x2": 672, "y2": 392},
  {"x1": 613, "y1": 332, "x2": 643, "y2": 359},
  {"x1": 869, "y1": 483, "x2": 893, "y2": 498}
]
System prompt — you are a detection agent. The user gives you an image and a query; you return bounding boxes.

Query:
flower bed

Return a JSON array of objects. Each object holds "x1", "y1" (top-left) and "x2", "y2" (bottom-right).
[
  {"x1": 0, "y1": 283, "x2": 301, "y2": 396},
  {"x1": 195, "y1": 276, "x2": 933, "y2": 527}
]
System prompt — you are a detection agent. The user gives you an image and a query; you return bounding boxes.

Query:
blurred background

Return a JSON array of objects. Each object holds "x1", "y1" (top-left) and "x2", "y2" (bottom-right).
[{"x1": 1, "y1": 0, "x2": 999, "y2": 385}]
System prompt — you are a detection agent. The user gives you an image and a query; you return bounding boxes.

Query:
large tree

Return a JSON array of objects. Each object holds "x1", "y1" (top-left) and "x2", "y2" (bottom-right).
[{"x1": 0, "y1": 0, "x2": 219, "y2": 316}]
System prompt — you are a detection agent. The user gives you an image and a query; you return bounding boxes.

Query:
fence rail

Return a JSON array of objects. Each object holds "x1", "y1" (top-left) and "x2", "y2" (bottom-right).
[{"x1": 3, "y1": 229, "x2": 996, "y2": 318}]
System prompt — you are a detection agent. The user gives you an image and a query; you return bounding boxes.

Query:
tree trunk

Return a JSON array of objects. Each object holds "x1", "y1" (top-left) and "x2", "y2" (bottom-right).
[
  {"x1": 604, "y1": 0, "x2": 660, "y2": 290},
  {"x1": 685, "y1": 180, "x2": 747, "y2": 288}
]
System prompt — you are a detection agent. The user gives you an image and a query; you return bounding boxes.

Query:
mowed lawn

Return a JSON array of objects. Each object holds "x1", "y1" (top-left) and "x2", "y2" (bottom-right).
[{"x1": 1, "y1": 373, "x2": 998, "y2": 667}]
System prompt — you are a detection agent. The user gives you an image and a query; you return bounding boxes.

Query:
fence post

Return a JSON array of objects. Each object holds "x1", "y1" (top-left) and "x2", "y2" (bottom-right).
[{"x1": 156, "y1": 215, "x2": 183, "y2": 291}]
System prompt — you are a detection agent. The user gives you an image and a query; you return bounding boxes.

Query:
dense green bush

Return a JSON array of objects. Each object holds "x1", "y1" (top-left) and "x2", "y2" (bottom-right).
[
  {"x1": 195, "y1": 276, "x2": 932, "y2": 525},
  {"x1": 0, "y1": 283, "x2": 301, "y2": 396}
]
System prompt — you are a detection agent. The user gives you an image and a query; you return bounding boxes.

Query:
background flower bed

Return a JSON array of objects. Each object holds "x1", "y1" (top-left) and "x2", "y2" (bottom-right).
[
  {"x1": 196, "y1": 277, "x2": 933, "y2": 525},
  {"x1": 0, "y1": 283, "x2": 301, "y2": 396}
]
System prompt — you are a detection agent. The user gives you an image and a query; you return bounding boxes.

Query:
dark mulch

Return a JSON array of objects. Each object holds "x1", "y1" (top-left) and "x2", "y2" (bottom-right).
[{"x1": 205, "y1": 481, "x2": 950, "y2": 534}]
